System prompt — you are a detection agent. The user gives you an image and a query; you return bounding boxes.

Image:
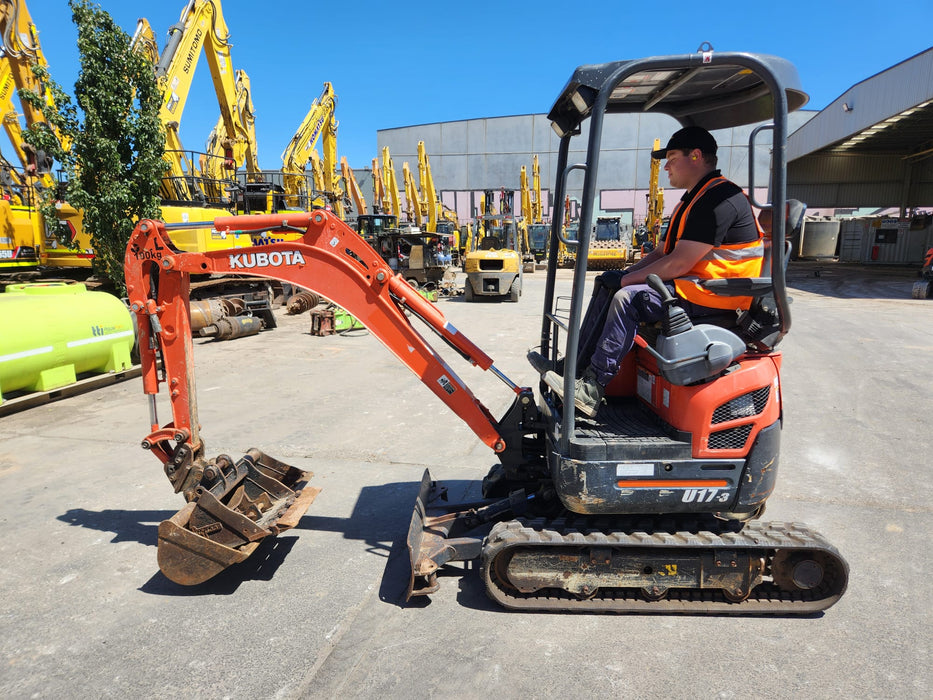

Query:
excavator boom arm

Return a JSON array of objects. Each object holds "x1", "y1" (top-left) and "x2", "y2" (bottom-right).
[
  {"x1": 125, "y1": 210, "x2": 511, "y2": 460},
  {"x1": 341, "y1": 156, "x2": 367, "y2": 216}
]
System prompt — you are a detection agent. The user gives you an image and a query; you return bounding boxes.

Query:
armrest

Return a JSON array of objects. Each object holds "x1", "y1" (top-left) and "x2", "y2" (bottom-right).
[{"x1": 698, "y1": 277, "x2": 774, "y2": 297}]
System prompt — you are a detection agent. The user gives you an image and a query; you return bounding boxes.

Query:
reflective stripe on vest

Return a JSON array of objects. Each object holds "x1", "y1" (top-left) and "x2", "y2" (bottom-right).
[{"x1": 665, "y1": 176, "x2": 764, "y2": 310}]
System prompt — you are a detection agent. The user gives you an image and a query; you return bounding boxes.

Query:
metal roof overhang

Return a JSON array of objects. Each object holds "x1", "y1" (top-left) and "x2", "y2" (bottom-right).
[{"x1": 787, "y1": 48, "x2": 933, "y2": 210}]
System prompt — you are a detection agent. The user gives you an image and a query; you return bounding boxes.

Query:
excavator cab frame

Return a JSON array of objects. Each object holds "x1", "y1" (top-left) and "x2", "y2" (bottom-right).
[{"x1": 541, "y1": 48, "x2": 806, "y2": 450}]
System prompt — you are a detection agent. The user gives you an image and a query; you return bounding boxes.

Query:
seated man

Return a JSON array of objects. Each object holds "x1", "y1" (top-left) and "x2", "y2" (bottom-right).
[{"x1": 544, "y1": 126, "x2": 764, "y2": 417}]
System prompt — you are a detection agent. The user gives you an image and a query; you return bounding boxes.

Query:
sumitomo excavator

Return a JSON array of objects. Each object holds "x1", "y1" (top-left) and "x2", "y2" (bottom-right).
[{"x1": 125, "y1": 48, "x2": 848, "y2": 613}]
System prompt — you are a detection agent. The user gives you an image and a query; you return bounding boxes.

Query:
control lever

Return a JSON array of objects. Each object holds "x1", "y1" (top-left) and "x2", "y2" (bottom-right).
[{"x1": 645, "y1": 274, "x2": 692, "y2": 336}]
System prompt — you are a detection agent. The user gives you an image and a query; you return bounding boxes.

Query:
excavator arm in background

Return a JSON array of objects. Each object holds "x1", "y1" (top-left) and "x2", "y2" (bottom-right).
[
  {"x1": 381, "y1": 146, "x2": 401, "y2": 220},
  {"x1": 280, "y1": 81, "x2": 337, "y2": 210},
  {"x1": 531, "y1": 154, "x2": 542, "y2": 225},
  {"x1": 372, "y1": 156, "x2": 387, "y2": 214},
  {"x1": 203, "y1": 68, "x2": 259, "y2": 190},
  {"x1": 0, "y1": 0, "x2": 68, "y2": 184},
  {"x1": 340, "y1": 156, "x2": 367, "y2": 217},
  {"x1": 519, "y1": 165, "x2": 533, "y2": 255},
  {"x1": 0, "y1": 0, "x2": 66, "y2": 143},
  {"x1": 125, "y1": 210, "x2": 533, "y2": 584},
  {"x1": 154, "y1": 0, "x2": 257, "y2": 202},
  {"x1": 0, "y1": 57, "x2": 28, "y2": 179},
  {"x1": 645, "y1": 137, "x2": 664, "y2": 247},
  {"x1": 402, "y1": 161, "x2": 422, "y2": 226},
  {"x1": 415, "y1": 140, "x2": 460, "y2": 235},
  {"x1": 416, "y1": 140, "x2": 440, "y2": 232},
  {"x1": 130, "y1": 17, "x2": 160, "y2": 66}
]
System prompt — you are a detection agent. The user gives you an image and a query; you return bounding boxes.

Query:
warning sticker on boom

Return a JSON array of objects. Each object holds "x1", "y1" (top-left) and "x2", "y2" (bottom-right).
[{"x1": 437, "y1": 375, "x2": 456, "y2": 395}]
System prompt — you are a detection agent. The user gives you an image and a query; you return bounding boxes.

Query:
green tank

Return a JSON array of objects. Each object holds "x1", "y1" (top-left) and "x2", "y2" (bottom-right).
[{"x1": 0, "y1": 283, "x2": 135, "y2": 403}]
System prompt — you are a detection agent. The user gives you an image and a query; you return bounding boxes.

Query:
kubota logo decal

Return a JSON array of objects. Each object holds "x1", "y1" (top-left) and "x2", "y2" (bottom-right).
[{"x1": 229, "y1": 250, "x2": 306, "y2": 269}]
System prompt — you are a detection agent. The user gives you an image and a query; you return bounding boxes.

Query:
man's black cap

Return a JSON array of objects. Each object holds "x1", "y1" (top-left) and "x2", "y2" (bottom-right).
[{"x1": 651, "y1": 126, "x2": 717, "y2": 159}]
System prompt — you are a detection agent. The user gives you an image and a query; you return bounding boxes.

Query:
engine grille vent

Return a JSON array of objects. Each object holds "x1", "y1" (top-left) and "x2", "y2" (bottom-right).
[
  {"x1": 708, "y1": 424, "x2": 753, "y2": 450},
  {"x1": 711, "y1": 386, "x2": 771, "y2": 425}
]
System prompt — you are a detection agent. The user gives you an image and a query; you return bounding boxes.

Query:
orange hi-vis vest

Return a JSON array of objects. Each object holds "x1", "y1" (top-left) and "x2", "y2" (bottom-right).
[{"x1": 663, "y1": 176, "x2": 764, "y2": 310}]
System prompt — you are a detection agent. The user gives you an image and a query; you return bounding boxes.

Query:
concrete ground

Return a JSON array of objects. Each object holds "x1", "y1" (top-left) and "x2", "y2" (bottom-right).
[{"x1": 0, "y1": 262, "x2": 930, "y2": 699}]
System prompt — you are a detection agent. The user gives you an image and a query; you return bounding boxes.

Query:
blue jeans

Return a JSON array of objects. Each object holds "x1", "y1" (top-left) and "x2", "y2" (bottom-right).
[{"x1": 577, "y1": 273, "x2": 720, "y2": 386}]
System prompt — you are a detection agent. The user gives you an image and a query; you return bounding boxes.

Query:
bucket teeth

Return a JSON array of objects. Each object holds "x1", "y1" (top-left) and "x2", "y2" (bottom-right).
[{"x1": 156, "y1": 449, "x2": 320, "y2": 585}]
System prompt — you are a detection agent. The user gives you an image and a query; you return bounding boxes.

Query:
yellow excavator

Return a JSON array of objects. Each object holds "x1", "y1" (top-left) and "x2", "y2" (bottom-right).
[
  {"x1": 280, "y1": 81, "x2": 342, "y2": 215},
  {"x1": 635, "y1": 137, "x2": 665, "y2": 255},
  {"x1": 0, "y1": 0, "x2": 91, "y2": 275},
  {"x1": 0, "y1": 45, "x2": 41, "y2": 275},
  {"x1": 147, "y1": 0, "x2": 255, "y2": 251},
  {"x1": 415, "y1": 141, "x2": 459, "y2": 256},
  {"x1": 523, "y1": 155, "x2": 551, "y2": 265},
  {"x1": 381, "y1": 146, "x2": 401, "y2": 220},
  {"x1": 518, "y1": 163, "x2": 538, "y2": 272},
  {"x1": 203, "y1": 68, "x2": 264, "y2": 208}
]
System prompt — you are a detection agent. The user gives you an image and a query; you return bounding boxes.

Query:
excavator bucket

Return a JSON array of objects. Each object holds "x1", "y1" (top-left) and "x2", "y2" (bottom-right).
[{"x1": 157, "y1": 449, "x2": 320, "y2": 585}]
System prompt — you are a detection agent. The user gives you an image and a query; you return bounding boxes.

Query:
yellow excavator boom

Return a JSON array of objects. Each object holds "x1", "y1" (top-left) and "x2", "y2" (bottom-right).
[
  {"x1": 204, "y1": 68, "x2": 259, "y2": 186},
  {"x1": 130, "y1": 17, "x2": 160, "y2": 66},
  {"x1": 154, "y1": 0, "x2": 257, "y2": 201},
  {"x1": 645, "y1": 138, "x2": 664, "y2": 246},
  {"x1": 531, "y1": 154, "x2": 542, "y2": 224},
  {"x1": 281, "y1": 81, "x2": 337, "y2": 210},
  {"x1": 402, "y1": 161, "x2": 422, "y2": 226},
  {"x1": 372, "y1": 156, "x2": 386, "y2": 214},
  {"x1": 382, "y1": 146, "x2": 401, "y2": 220},
  {"x1": 341, "y1": 156, "x2": 367, "y2": 217}
]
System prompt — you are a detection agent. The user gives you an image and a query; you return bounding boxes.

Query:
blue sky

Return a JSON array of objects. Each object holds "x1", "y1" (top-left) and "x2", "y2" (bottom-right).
[{"x1": 19, "y1": 0, "x2": 933, "y2": 171}]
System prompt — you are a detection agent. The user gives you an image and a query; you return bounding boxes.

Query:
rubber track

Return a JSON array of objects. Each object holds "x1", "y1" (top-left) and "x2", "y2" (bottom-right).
[{"x1": 482, "y1": 518, "x2": 848, "y2": 614}]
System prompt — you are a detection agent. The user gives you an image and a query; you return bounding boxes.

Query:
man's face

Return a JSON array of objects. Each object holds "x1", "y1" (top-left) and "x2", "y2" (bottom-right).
[{"x1": 664, "y1": 148, "x2": 697, "y2": 189}]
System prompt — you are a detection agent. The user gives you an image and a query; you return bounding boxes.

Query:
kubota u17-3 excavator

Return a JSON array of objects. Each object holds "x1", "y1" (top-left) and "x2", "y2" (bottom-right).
[{"x1": 124, "y1": 48, "x2": 848, "y2": 613}]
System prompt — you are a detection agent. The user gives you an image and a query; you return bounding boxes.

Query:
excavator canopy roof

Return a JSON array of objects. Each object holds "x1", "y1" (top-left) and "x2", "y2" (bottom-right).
[{"x1": 547, "y1": 49, "x2": 808, "y2": 137}]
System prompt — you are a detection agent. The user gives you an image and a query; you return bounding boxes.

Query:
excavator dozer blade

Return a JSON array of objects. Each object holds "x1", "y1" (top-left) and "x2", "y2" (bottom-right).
[
  {"x1": 406, "y1": 469, "x2": 526, "y2": 600},
  {"x1": 157, "y1": 449, "x2": 321, "y2": 585}
]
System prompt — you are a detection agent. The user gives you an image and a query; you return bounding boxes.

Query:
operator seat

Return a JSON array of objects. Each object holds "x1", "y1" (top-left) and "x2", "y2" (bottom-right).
[{"x1": 696, "y1": 199, "x2": 806, "y2": 350}]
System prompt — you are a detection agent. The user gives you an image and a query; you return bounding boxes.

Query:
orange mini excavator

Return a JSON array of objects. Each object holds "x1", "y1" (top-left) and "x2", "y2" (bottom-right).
[{"x1": 125, "y1": 47, "x2": 848, "y2": 613}]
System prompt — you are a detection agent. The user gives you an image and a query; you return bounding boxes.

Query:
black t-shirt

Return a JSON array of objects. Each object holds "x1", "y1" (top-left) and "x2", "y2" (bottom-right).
[{"x1": 666, "y1": 170, "x2": 758, "y2": 248}]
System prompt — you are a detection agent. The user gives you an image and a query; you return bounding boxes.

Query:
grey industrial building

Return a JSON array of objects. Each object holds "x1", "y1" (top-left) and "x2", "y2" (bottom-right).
[{"x1": 377, "y1": 48, "x2": 933, "y2": 265}]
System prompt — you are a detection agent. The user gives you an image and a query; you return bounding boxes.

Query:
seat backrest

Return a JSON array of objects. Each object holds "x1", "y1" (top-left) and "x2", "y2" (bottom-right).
[{"x1": 757, "y1": 199, "x2": 806, "y2": 272}]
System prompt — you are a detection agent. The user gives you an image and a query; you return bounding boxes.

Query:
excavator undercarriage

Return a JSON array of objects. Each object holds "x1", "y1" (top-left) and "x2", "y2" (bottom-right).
[{"x1": 408, "y1": 468, "x2": 847, "y2": 613}]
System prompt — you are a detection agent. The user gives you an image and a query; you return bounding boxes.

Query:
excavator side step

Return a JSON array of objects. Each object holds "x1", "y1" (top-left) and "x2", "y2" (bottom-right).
[
  {"x1": 482, "y1": 519, "x2": 849, "y2": 614},
  {"x1": 157, "y1": 449, "x2": 320, "y2": 585}
]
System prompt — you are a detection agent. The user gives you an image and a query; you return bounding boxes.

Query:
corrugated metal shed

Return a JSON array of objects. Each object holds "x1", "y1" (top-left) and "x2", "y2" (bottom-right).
[{"x1": 788, "y1": 47, "x2": 933, "y2": 210}]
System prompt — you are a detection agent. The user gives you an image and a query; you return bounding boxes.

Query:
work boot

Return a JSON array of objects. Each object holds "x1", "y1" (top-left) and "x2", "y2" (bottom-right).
[{"x1": 543, "y1": 367, "x2": 604, "y2": 418}]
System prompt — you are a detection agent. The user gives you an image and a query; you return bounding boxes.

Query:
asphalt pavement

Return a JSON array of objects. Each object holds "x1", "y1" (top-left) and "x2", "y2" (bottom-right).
[{"x1": 0, "y1": 262, "x2": 930, "y2": 699}]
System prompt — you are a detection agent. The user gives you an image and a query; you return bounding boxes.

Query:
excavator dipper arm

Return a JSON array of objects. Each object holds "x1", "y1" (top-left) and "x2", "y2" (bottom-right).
[{"x1": 124, "y1": 210, "x2": 522, "y2": 584}]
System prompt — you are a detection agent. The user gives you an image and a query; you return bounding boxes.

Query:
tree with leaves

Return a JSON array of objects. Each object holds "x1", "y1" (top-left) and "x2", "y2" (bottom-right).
[{"x1": 19, "y1": 0, "x2": 164, "y2": 294}]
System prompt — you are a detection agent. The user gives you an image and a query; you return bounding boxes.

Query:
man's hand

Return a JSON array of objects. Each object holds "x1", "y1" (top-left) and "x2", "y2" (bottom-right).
[{"x1": 619, "y1": 239, "x2": 712, "y2": 287}]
